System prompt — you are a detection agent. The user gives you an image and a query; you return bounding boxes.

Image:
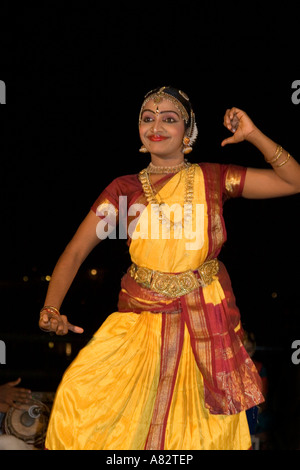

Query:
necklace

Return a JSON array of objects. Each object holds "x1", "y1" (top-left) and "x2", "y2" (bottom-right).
[
  {"x1": 147, "y1": 159, "x2": 189, "y2": 174},
  {"x1": 139, "y1": 164, "x2": 196, "y2": 228}
]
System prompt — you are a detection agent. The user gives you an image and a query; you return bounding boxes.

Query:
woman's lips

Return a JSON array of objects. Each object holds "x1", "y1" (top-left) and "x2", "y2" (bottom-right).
[{"x1": 148, "y1": 134, "x2": 168, "y2": 142}]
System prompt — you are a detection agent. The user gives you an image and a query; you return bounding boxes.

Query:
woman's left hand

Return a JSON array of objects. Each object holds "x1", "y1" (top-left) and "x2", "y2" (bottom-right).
[{"x1": 221, "y1": 107, "x2": 257, "y2": 147}]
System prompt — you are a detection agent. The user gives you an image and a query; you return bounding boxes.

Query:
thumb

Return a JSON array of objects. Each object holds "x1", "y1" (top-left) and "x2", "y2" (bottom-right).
[
  {"x1": 7, "y1": 378, "x2": 22, "y2": 387},
  {"x1": 40, "y1": 313, "x2": 50, "y2": 323},
  {"x1": 221, "y1": 136, "x2": 236, "y2": 147}
]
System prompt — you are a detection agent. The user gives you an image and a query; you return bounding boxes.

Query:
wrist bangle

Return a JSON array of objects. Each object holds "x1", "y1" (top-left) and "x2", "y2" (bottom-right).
[
  {"x1": 40, "y1": 306, "x2": 60, "y2": 316},
  {"x1": 275, "y1": 153, "x2": 291, "y2": 168},
  {"x1": 265, "y1": 145, "x2": 283, "y2": 164}
]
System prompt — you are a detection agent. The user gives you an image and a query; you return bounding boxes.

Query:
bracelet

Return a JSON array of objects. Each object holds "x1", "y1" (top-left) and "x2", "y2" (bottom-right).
[
  {"x1": 275, "y1": 153, "x2": 291, "y2": 168},
  {"x1": 40, "y1": 305, "x2": 60, "y2": 317},
  {"x1": 265, "y1": 145, "x2": 283, "y2": 164}
]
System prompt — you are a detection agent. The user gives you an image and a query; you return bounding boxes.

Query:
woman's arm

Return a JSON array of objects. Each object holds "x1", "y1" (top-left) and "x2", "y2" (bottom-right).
[
  {"x1": 39, "y1": 210, "x2": 103, "y2": 335},
  {"x1": 221, "y1": 107, "x2": 300, "y2": 199}
]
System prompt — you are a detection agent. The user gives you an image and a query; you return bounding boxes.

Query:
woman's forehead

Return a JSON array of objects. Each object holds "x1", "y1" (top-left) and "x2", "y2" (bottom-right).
[{"x1": 142, "y1": 98, "x2": 180, "y2": 113}]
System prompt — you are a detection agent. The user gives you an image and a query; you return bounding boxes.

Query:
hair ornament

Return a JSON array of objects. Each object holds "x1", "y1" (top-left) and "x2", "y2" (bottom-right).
[{"x1": 188, "y1": 111, "x2": 198, "y2": 145}]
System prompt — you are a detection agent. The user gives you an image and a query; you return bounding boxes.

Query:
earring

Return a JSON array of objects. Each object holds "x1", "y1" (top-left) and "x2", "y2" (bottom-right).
[
  {"x1": 182, "y1": 137, "x2": 193, "y2": 154},
  {"x1": 139, "y1": 145, "x2": 149, "y2": 153}
]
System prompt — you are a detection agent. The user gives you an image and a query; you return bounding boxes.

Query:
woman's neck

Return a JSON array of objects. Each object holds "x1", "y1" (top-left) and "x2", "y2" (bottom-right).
[{"x1": 150, "y1": 154, "x2": 185, "y2": 167}]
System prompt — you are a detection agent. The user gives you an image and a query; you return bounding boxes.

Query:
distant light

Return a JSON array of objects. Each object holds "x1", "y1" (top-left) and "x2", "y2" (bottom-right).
[
  {"x1": 45, "y1": 275, "x2": 51, "y2": 282},
  {"x1": 23, "y1": 276, "x2": 29, "y2": 282},
  {"x1": 88, "y1": 267, "x2": 104, "y2": 282},
  {"x1": 271, "y1": 292, "x2": 278, "y2": 299},
  {"x1": 48, "y1": 342, "x2": 54, "y2": 349},
  {"x1": 65, "y1": 343, "x2": 72, "y2": 357}
]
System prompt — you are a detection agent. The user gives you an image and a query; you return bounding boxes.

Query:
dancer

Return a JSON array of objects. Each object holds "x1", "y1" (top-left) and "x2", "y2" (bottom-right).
[{"x1": 39, "y1": 87, "x2": 300, "y2": 450}]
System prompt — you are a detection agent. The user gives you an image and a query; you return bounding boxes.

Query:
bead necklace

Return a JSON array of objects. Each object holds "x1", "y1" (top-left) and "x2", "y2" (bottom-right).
[
  {"x1": 139, "y1": 164, "x2": 196, "y2": 228},
  {"x1": 147, "y1": 159, "x2": 190, "y2": 174}
]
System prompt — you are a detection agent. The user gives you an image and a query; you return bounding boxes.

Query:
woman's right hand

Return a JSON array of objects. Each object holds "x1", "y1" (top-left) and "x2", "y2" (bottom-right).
[
  {"x1": 221, "y1": 107, "x2": 258, "y2": 147},
  {"x1": 39, "y1": 311, "x2": 84, "y2": 335}
]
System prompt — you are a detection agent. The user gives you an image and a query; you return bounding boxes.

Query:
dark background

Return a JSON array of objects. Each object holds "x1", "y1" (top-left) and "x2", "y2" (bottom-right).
[{"x1": 0, "y1": 2, "x2": 299, "y2": 449}]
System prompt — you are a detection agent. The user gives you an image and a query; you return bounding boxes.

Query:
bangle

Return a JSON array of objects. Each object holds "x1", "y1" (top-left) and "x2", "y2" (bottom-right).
[
  {"x1": 40, "y1": 305, "x2": 60, "y2": 316},
  {"x1": 265, "y1": 145, "x2": 283, "y2": 164},
  {"x1": 275, "y1": 153, "x2": 291, "y2": 168}
]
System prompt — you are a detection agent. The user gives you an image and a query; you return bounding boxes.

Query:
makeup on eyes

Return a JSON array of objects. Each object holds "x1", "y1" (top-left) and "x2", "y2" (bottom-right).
[{"x1": 141, "y1": 109, "x2": 180, "y2": 123}]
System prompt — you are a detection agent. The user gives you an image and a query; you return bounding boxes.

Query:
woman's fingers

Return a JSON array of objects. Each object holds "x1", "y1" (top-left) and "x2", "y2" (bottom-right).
[
  {"x1": 230, "y1": 113, "x2": 240, "y2": 132},
  {"x1": 224, "y1": 107, "x2": 241, "y2": 131},
  {"x1": 67, "y1": 322, "x2": 84, "y2": 334},
  {"x1": 39, "y1": 312, "x2": 83, "y2": 335},
  {"x1": 39, "y1": 312, "x2": 52, "y2": 331},
  {"x1": 55, "y1": 315, "x2": 84, "y2": 335}
]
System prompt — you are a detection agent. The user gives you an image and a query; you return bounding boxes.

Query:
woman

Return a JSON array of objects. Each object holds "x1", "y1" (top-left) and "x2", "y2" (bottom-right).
[{"x1": 39, "y1": 87, "x2": 300, "y2": 450}]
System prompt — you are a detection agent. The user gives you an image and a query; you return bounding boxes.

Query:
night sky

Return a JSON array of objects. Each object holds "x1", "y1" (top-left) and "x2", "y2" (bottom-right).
[{"x1": 1, "y1": 3, "x2": 299, "y2": 449}]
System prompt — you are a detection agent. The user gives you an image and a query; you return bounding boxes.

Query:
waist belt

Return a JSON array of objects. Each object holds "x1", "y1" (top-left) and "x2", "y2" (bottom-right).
[{"x1": 129, "y1": 259, "x2": 219, "y2": 298}]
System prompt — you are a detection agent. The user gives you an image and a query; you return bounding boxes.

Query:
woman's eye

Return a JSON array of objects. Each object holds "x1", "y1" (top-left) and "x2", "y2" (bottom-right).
[
  {"x1": 142, "y1": 116, "x2": 154, "y2": 123},
  {"x1": 142, "y1": 115, "x2": 178, "y2": 123},
  {"x1": 163, "y1": 117, "x2": 177, "y2": 123}
]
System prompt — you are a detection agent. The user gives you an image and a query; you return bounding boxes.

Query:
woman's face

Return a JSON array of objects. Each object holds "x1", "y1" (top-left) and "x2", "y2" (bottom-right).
[{"x1": 139, "y1": 98, "x2": 186, "y2": 159}]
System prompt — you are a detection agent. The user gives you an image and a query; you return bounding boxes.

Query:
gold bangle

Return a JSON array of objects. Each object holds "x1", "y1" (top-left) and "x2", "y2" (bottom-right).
[
  {"x1": 40, "y1": 305, "x2": 60, "y2": 316},
  {"x1": 275, "y1": 153, "x2": 291, "y2": 168},
  {"x1": 265, "y1": 145, "x2": 283, "y2": 164}
]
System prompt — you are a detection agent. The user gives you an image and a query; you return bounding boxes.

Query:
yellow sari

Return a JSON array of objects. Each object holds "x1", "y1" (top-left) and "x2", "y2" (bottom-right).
[{"x1": 45, "y1": 163, "x2": 263, "y2": 450}]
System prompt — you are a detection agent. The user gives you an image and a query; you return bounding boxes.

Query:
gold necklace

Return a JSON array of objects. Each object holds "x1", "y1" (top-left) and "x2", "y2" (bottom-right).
[
  {"x1": 147, "y1": 159, "x2": 189, "y2": 174},
  {"x1": 139, "y1": 164, "x2": 196, "y2": 228}
]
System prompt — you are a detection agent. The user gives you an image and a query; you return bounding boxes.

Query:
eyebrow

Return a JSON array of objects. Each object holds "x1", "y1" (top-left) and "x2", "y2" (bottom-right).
[{"x1": 142, "y1": 108, "x2": 180, "y2": 118}]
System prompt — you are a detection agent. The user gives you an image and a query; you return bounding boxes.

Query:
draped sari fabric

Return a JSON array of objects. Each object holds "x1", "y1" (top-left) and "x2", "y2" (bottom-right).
[{"x1": 45, "y1": 163, "x2": 264, "y2": 450}]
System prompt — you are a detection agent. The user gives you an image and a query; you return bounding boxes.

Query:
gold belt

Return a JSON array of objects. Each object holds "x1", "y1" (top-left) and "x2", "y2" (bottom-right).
[{"x1": 129, "y1": 259, "x2": 219, "y2": 298}]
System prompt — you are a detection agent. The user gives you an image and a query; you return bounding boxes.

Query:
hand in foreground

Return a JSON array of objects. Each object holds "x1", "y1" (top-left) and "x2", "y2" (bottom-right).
[
  {"x1": 0, "y1": 378, "x2": 32, "y2": 410},
  {"x1": 39, "y1": 311, "x2": 84, "y2": 335},
  {"x1": 221, "y1": 107, "x2": 257, "y2": 147}
]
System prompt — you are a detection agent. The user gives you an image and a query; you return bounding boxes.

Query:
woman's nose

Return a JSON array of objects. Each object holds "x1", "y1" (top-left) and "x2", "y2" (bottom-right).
[{"x1": 151, "y1": 117, "x2": 162, "y2": 133}]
